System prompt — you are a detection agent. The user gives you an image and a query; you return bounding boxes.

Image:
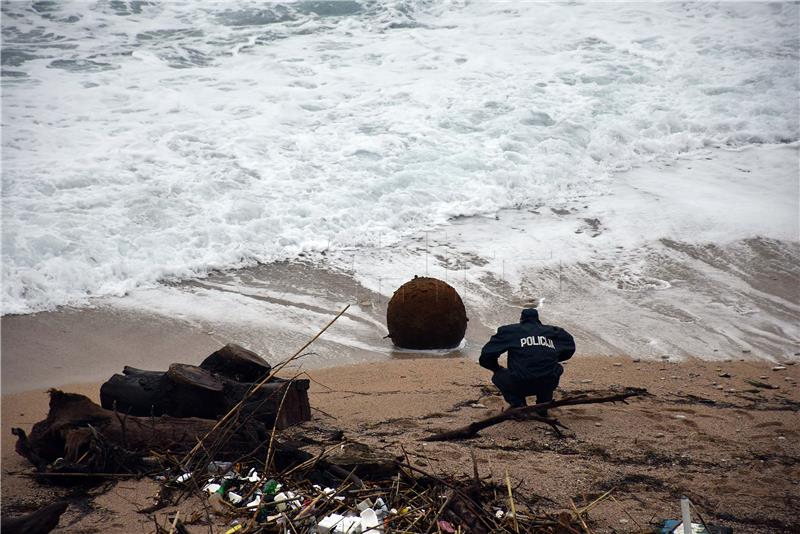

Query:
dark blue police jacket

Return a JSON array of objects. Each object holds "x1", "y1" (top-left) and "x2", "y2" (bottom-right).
[{"x1": 479, "y1": 308, "x2": 575, "y2": 379}]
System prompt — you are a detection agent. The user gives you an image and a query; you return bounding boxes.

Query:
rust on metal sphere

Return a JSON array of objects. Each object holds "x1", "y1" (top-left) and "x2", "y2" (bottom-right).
[{"x1": 386, "y1": 276, "x2": 468, "y2": 349}]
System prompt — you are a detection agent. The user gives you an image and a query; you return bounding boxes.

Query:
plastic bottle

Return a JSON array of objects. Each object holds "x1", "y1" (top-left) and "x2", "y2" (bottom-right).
[
  {"x1": 263, "y1": 479, "x2": 279, "y2": 495},
  {"x1": 209, "y1": 479, "x2": 230, "y2": 514},
  {"x1": 256, "y1": 505, "x2": 269, "y2": 523}
]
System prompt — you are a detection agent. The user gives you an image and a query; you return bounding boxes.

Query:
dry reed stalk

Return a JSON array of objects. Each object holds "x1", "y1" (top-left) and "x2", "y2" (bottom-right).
[
  {"x1": 570, "y1": 498, "x2": 592, "y2": 534},
  {"x1": 505, "y1": 469, "x2": 519, "y2": 533},
  {"x1": 167, "y1": 511, "x2": 180, "y2": 534}
]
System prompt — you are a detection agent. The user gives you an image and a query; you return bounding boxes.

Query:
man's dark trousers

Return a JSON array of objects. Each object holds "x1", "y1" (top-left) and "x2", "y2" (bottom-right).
[{"x1": 491, "y1": 367, "x2": 562, "y2": 408}]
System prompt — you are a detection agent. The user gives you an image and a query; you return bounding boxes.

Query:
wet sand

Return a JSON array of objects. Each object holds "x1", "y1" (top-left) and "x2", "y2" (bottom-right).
[
  {"x1": 2, "y1": 355, "x2": 798, "y2": 533},
  {"x1": 0, "y1": 308, "x2": 221, "y2": 394}
]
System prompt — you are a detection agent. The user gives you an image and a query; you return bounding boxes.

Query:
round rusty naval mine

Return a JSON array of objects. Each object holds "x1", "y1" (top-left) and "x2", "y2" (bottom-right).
[{"x1": 386, "y1": 276, "x2": 468, "y2": 350}]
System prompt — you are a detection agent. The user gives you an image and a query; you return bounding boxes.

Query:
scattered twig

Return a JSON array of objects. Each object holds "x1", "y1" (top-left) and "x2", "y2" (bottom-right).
[
  {"x1": 167, "y1": 511, "x2": 180, "y2": 534},
  {"x1": 505, "y1": 469, "x2": 519, "y2": 533},
  {"x1": 424, "y1": 388, "x2": 649, "y2": 441}
]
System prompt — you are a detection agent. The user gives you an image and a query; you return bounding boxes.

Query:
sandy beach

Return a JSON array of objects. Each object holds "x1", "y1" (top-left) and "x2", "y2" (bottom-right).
[
  {"x1": 1, "y1": 220, "x2": 797, "y2": 532},
  {"x1": 2, "y1": 3, "x2": 798, "y2": 532},
  {"x1": 1, "y1": 220, "x2": 798, "y2": 532},
  {"x1": 2, "y1": 351, "x2": 798, "y2": 533}
]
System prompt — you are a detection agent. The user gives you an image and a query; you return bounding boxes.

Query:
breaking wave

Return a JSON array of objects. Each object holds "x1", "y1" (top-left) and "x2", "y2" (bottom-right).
[{"x1": 2, "y1": 1, "x2": 798, "y2": 314}]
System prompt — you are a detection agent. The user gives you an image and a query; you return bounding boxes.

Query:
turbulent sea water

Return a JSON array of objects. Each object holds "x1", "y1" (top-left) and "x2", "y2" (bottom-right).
[{"x1": 2, "y1": 1, "x2": 799, "y2": 316}]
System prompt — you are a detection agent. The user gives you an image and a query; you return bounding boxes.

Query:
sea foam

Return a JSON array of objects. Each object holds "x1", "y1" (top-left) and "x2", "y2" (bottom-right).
[{"x1": 2, "y1": 1, "x2": 798, "y2": 314}]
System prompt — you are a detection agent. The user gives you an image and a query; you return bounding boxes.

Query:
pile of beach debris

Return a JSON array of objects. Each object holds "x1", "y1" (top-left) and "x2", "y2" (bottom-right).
[
  {"x1": 12, "y1": 342, "x2": 311, "y2": 475},
  {"x1": 148, "y1": 450, "x2": 603, "y2": 534}
]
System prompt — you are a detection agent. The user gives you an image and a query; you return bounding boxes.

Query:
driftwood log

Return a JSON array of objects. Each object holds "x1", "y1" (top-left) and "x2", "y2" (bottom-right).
[
  {"x1": 200, "y1": 343, "x2": 272, "y2": 382},
  {"x1": 12, "y1": 390, "x2": 269, "y2": 473},
  {"x1": 424, "y1": 388, "x2": 649, "y2": 441},
  {"x1": 1, "y1": 502, "x2": 68, "y2": 534},
  {"x1": 12, "y1": 389, "x2": 399, "y2": 484},
  {"x1": 99, "y1": 344, "x2": 310, "y2": 429}
]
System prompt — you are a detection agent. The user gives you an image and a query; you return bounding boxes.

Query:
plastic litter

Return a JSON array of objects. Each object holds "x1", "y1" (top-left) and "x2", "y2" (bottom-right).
[
  {"x1": 274, "y1": 491, "x2": 290, "y2": 512},
  {"x1": 245, "y1": 468, "x2": 259, "y2": 483},
  {"x1": 194, "y1": 460, "x2": 498, "y2": 532},
  {"x1": 335, "y1": 516, "x2": 362, "y2": 533},
  {"x1": 319, "y1": 513, "x2": 345, "y2": 534},
  {"x1": 362, "y1": 509, "x2": 383, "y2": 532},
  {"x1": 262, "y1": 479, "x2": 279, "y2": 496},
  {"x1": 208, "y1": 461, "x2": 234, "y2": 475},
  {"x1": 659, "y1": 520, "x2": 732, "y2": 534},
  {"x1": 209, "y1": 480, "x2": 231, "y2": 514},
  {"x1": 659, "y1": 495, "x2": 733, "y2": 533},
  {"x1": 204, "y1": 483, "x2": 221, "y2": 494}
]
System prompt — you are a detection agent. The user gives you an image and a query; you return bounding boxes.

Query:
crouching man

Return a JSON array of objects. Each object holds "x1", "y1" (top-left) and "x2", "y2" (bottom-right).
[{"x1": 479, "y1": 308, "x2": 575, "y2": 412}]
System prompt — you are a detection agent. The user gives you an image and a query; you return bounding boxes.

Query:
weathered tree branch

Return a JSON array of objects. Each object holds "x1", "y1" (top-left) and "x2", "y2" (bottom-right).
[{"x1": 423, "y1": 387, "x2": 649, "y2": 441}]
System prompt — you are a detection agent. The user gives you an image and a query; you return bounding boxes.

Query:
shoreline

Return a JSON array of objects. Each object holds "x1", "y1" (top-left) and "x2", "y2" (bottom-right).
[
  {"x1": 3, "y1": 147, "x2": 798, "y2": 364},
  {"x1": 3, "y1": 275, "x2": 798, "y2": 395}
]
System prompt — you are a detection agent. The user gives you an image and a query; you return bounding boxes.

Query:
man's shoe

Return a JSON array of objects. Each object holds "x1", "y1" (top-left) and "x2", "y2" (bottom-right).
[{"x1": 534, "y1": 408, "x2": 548, "y2": 418}]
